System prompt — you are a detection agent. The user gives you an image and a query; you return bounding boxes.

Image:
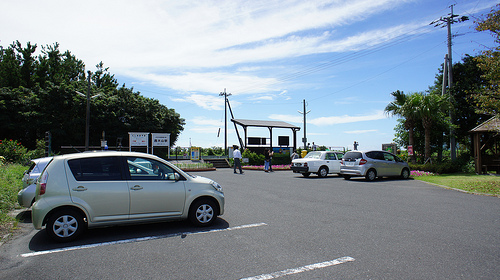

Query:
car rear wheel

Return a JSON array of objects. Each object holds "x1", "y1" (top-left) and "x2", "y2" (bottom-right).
[
  {"x1": 401, "y1": 168, "x2": 410, "y2": 179},
  {"x1": 318, "y1": 167, "x2": 328, "y2": 178},
  {"x1": 46, "y1": 209, "x2": 85, "y2": 242},
  {"x1": 189, "y1": 199, "x2": 218, "y2": 227},
  {"x1": 302, "y1": 172, "x2": 310, "y2": 178},
  {"x1": 365, "y1": 169, "x2": 377, "y2": 181}
]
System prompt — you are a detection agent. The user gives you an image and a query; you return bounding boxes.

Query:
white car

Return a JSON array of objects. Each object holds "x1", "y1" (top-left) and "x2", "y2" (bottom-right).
[{"x1": 291, "y1": 151, "x2": 343, "y2": 178}]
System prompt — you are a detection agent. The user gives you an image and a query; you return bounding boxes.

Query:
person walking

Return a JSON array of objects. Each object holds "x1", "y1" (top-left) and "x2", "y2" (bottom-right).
[
  {"x1": 233, "y1": 145, "x2": 243, "y2": 174},
  {"x1": 268, "y1": 149, "x2": 274, "y2": 172},
  {"x1": 264, "y1": 148, "x2": 271, "y2": 172}
]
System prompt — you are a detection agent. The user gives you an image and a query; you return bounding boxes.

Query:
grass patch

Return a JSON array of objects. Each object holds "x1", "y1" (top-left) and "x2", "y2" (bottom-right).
[
  {"x1": 414, "y1": 173, "x2": 500, "y2": 196},
  {"x1": 0, "y1": 163, "x2": 27, "y2": 240}
]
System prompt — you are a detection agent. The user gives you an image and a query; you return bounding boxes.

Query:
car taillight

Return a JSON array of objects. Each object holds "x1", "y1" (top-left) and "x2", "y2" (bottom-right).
[
  {"x1": 304, "y1": 162, "x2": 308, "y2": 167},
  {"x1": 39, "y1": 172, "x2": 48, "y2": 195},
  {"x1": 359, "y1": 159, "x2": 367, "y2": 165}
]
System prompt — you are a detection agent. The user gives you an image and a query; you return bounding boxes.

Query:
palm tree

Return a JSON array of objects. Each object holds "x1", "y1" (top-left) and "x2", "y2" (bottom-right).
[
  {"x1": 385, "y1": 90, "x2": 419, "y2": 163},
  {"x1": 414, "y1": 93, "x2": 449, "y2": 161}
]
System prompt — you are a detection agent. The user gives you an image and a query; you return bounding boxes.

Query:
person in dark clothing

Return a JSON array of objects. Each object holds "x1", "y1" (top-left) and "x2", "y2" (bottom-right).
[{"x1": 264, "y1": 148, "x2": 270, "y2": 172}]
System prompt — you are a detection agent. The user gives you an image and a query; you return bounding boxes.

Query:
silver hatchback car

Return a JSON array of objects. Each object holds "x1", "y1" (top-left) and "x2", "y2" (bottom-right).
[
  {"x1": 18, "y1": 156, "x2": 52, "y2": 207},
  {"x1": 340, "y1": 150, "x2": 410, "y2": 181},
  {"x1": 32, "y1": 151, "x2": 225, "y2": 242}
]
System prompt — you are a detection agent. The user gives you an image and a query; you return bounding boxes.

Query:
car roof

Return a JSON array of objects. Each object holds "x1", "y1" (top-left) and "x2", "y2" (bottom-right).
[
  {"x1": 51, "y1": 151, "x2": 160, "y2": 160},
  {"x1": 32, "y1": 156, "x2": 53, "y2": 164}
]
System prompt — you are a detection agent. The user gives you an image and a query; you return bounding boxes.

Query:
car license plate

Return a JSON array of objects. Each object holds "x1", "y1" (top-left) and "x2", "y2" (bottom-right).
[{"x1": 346, "y1": 162, "x2": 355, "y2": 166}]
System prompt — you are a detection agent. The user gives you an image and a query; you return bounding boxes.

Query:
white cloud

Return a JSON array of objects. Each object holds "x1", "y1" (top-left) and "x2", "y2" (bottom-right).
[
  {"x1": 309, "y1": 110, "x2": 386, "y2": 125},
  {"x1": 269, "y1": 114, "x2": 304, "y2": 123},
  {"x1": 171, "y1": 94, "x2": 223, "y2": 110},
  {"x1": 192, "y1": 117, "x2": 222, "y2": 126},
  {"x1": 122, "y1": 70, "x2": 280, "y2": 95},
  {"x1": 2, "y1": 0, "x2": 412, "y2": 71},
  {"x1": 344, "y1": 129, "x2": 378, "y2": 134},
  {"x1": 269, "y1": 110, "x2": 386, "y2": 126}
]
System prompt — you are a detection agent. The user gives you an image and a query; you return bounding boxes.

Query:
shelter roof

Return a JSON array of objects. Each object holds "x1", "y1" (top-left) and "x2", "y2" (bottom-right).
[
  {"x1": 231, "y1": 119, "x2": 300, "y2": 130},
  {"x1": 470, "y1": 116, "x2": 500, "y2": 133}
]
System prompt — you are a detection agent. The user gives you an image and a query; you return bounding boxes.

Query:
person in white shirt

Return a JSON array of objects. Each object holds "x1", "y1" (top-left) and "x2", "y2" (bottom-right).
[{"x1": 233, "y1": 145, "x2": 243, "y2": 174}]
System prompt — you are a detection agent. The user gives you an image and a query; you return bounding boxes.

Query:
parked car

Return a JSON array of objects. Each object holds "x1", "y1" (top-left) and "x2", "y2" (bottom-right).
[
  {"x1": 291, "y1": 151, "x2": 344, "y2": 177},
  {"x1": 32, "y1": 151, "x2": 225, "y2": 242},
  {"x1": 17, "y1": 157, "x2": 52, "y2": 207},
  {"x1": 340, "y1": 150, "x2": 410, "y2": 181}
]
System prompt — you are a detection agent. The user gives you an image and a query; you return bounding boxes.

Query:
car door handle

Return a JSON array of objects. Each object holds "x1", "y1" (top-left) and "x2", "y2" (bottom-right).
[
  {"x1": 73, "y1": 186, "x2": 87, "y2": 191},
  {"x1": 131, "y1": 185, "x2": 143, "y2": 190}
]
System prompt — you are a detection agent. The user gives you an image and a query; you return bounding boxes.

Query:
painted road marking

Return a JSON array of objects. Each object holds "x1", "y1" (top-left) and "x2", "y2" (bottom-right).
[
  {"x1": 240, "y1": 256, "x2": 355, "y2": 280},
  {"x1": 20, "y1": 222, "x2": 267, "y2": 258}
]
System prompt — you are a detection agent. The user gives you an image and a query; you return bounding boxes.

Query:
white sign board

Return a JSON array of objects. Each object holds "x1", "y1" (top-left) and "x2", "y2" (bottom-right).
[
  {"x1": 152, "y1": 133, "x2": 170, "y2": 147},
  {"x1": 129, "y1": 132, "x2": 149, "y2": 151}
]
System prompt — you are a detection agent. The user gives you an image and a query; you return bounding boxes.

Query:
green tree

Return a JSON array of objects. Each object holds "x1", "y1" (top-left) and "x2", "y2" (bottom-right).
[
  {"x1": 413, "y1": 93, "x2": 449, "y2": 161},
  {"x1": 0, "y1": 41, "x2": 185, "y2": 152},
  {"x1": 473, "y1": 4, "x2": 500, "y2": 116},
  {"x1": 385, "y1": 90, "x2": 419, "y2": 162}
]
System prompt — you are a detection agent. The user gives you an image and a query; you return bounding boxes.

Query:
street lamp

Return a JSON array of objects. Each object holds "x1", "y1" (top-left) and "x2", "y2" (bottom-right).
[{"x1": 76, "y1": 71, "x2": 101, "y2": 151}]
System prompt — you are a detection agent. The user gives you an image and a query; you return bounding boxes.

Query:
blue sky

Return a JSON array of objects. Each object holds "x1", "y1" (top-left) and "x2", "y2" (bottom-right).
[{"x1": 2, "y1": 0, "x2": 498, "y2": 151}]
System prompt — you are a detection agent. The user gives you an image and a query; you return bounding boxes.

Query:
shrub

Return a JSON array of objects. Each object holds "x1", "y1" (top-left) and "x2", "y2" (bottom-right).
[
  {"x1": 270, "y1": 152, "x2": 291, "y2": 165},
  {"x1": 242, "y1": 149, "x2": 265, "y2": 166},
  {"x1": 0, "y1": 139, "x2": 28, "y2": 164},
  {"x1": 409, "y1": 160, "x2": 466, "y2": 174}
]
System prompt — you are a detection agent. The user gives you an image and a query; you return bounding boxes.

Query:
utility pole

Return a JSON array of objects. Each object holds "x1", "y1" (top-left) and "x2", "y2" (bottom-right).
[
  {"x1": 430, "y1": 4, "x2": 468, "y2": 161},
  {"x1": 298, "y1": 99, "x2": 310, "y2": 150},
  {"x1": 219, "y1": 88, "x2": 231, "y2": 156},
  {"x1": 76, "y1": 71, "x2": 101, "y2": 151}
]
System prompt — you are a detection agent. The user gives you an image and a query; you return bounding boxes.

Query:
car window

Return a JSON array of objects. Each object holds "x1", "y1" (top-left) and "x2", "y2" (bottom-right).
[
  {"x1": 304, "y1": 152, "x2": 322, "y2": 159},
  {"x1": 326, "y1": 153, "x2": 337, "y2": 160},
  {"x1": 336, "y1": 153, "x2": 343, "y2": 160},
  {"x1": 68, "y1": 157, "x2": 122, "y2": 181},
  {"x1": 344, "y1": 152, "x2": 362, "y2": 160},
  {"x1": 127, "y1": 157, "x2": 177, "y2": 181},
  {"x1": 383, "y1": 152, "x2": 395, "y2": 161},
  {"x1": 366, "y1": 151, "x2": 384, "y2": 160}
]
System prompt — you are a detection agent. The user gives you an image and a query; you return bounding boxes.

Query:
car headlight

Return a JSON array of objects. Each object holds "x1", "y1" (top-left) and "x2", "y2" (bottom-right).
[{"x1": 211, "y1": 181, "x2": 223, "y2": 193}]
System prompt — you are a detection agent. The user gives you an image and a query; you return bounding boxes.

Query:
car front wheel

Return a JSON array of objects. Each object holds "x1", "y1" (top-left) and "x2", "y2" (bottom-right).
[
  {"x1": 46, "y1": 209, "x2": 85, "y2": 242},
  {"x1": 189, "y1": 199, "x2": 218, "y2": 227},
  {"x1": 365, "y1": 169, "x2": 377, "y2": 181}
]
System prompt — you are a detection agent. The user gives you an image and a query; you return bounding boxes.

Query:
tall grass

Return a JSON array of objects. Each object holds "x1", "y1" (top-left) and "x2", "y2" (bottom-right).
[{"x1": 0, "y1": 164, "x2": 26, "y2": 235}]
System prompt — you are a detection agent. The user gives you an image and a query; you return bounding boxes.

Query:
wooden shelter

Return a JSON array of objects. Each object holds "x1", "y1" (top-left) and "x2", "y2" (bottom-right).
[
  {"x1": 231, "y1": 119, "x2": 301, "y2": 151},
  {"x1": 470, "y1": 116, "x2": 500, "y2": 174}
]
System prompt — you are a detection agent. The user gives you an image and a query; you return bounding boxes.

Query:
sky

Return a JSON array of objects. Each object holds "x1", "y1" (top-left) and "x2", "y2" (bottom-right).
[{"x1": 1, "y1": 0, "x2": 498, "y2": 151}]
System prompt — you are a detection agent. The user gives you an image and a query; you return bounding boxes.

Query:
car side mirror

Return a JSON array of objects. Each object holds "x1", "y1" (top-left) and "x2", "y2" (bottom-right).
[{"x1": 168, "y1": 173, "x2": 181, "y2": 181}]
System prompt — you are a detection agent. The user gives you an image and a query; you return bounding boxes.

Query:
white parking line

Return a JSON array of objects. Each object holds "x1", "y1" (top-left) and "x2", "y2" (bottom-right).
[
  {"x1": 240, "y1": 256, "x2": 355, "y2": 280},
  {"x1": 20, "y1": 222, "x2": 267, "y2": 258}
]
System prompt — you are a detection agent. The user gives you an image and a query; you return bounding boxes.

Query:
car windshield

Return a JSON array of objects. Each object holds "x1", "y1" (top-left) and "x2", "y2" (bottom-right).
[
  {"x1": 343, "y1": 152, "x2": 362, "y2": 160},
  {"x1": 304, "y1": 152, "x2": 322, "y2": 159}
]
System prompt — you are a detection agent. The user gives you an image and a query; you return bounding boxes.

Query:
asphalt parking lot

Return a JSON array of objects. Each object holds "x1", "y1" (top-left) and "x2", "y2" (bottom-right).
[{"x1": 1, "y1": 168, "x2": 499, "y2": 279}]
